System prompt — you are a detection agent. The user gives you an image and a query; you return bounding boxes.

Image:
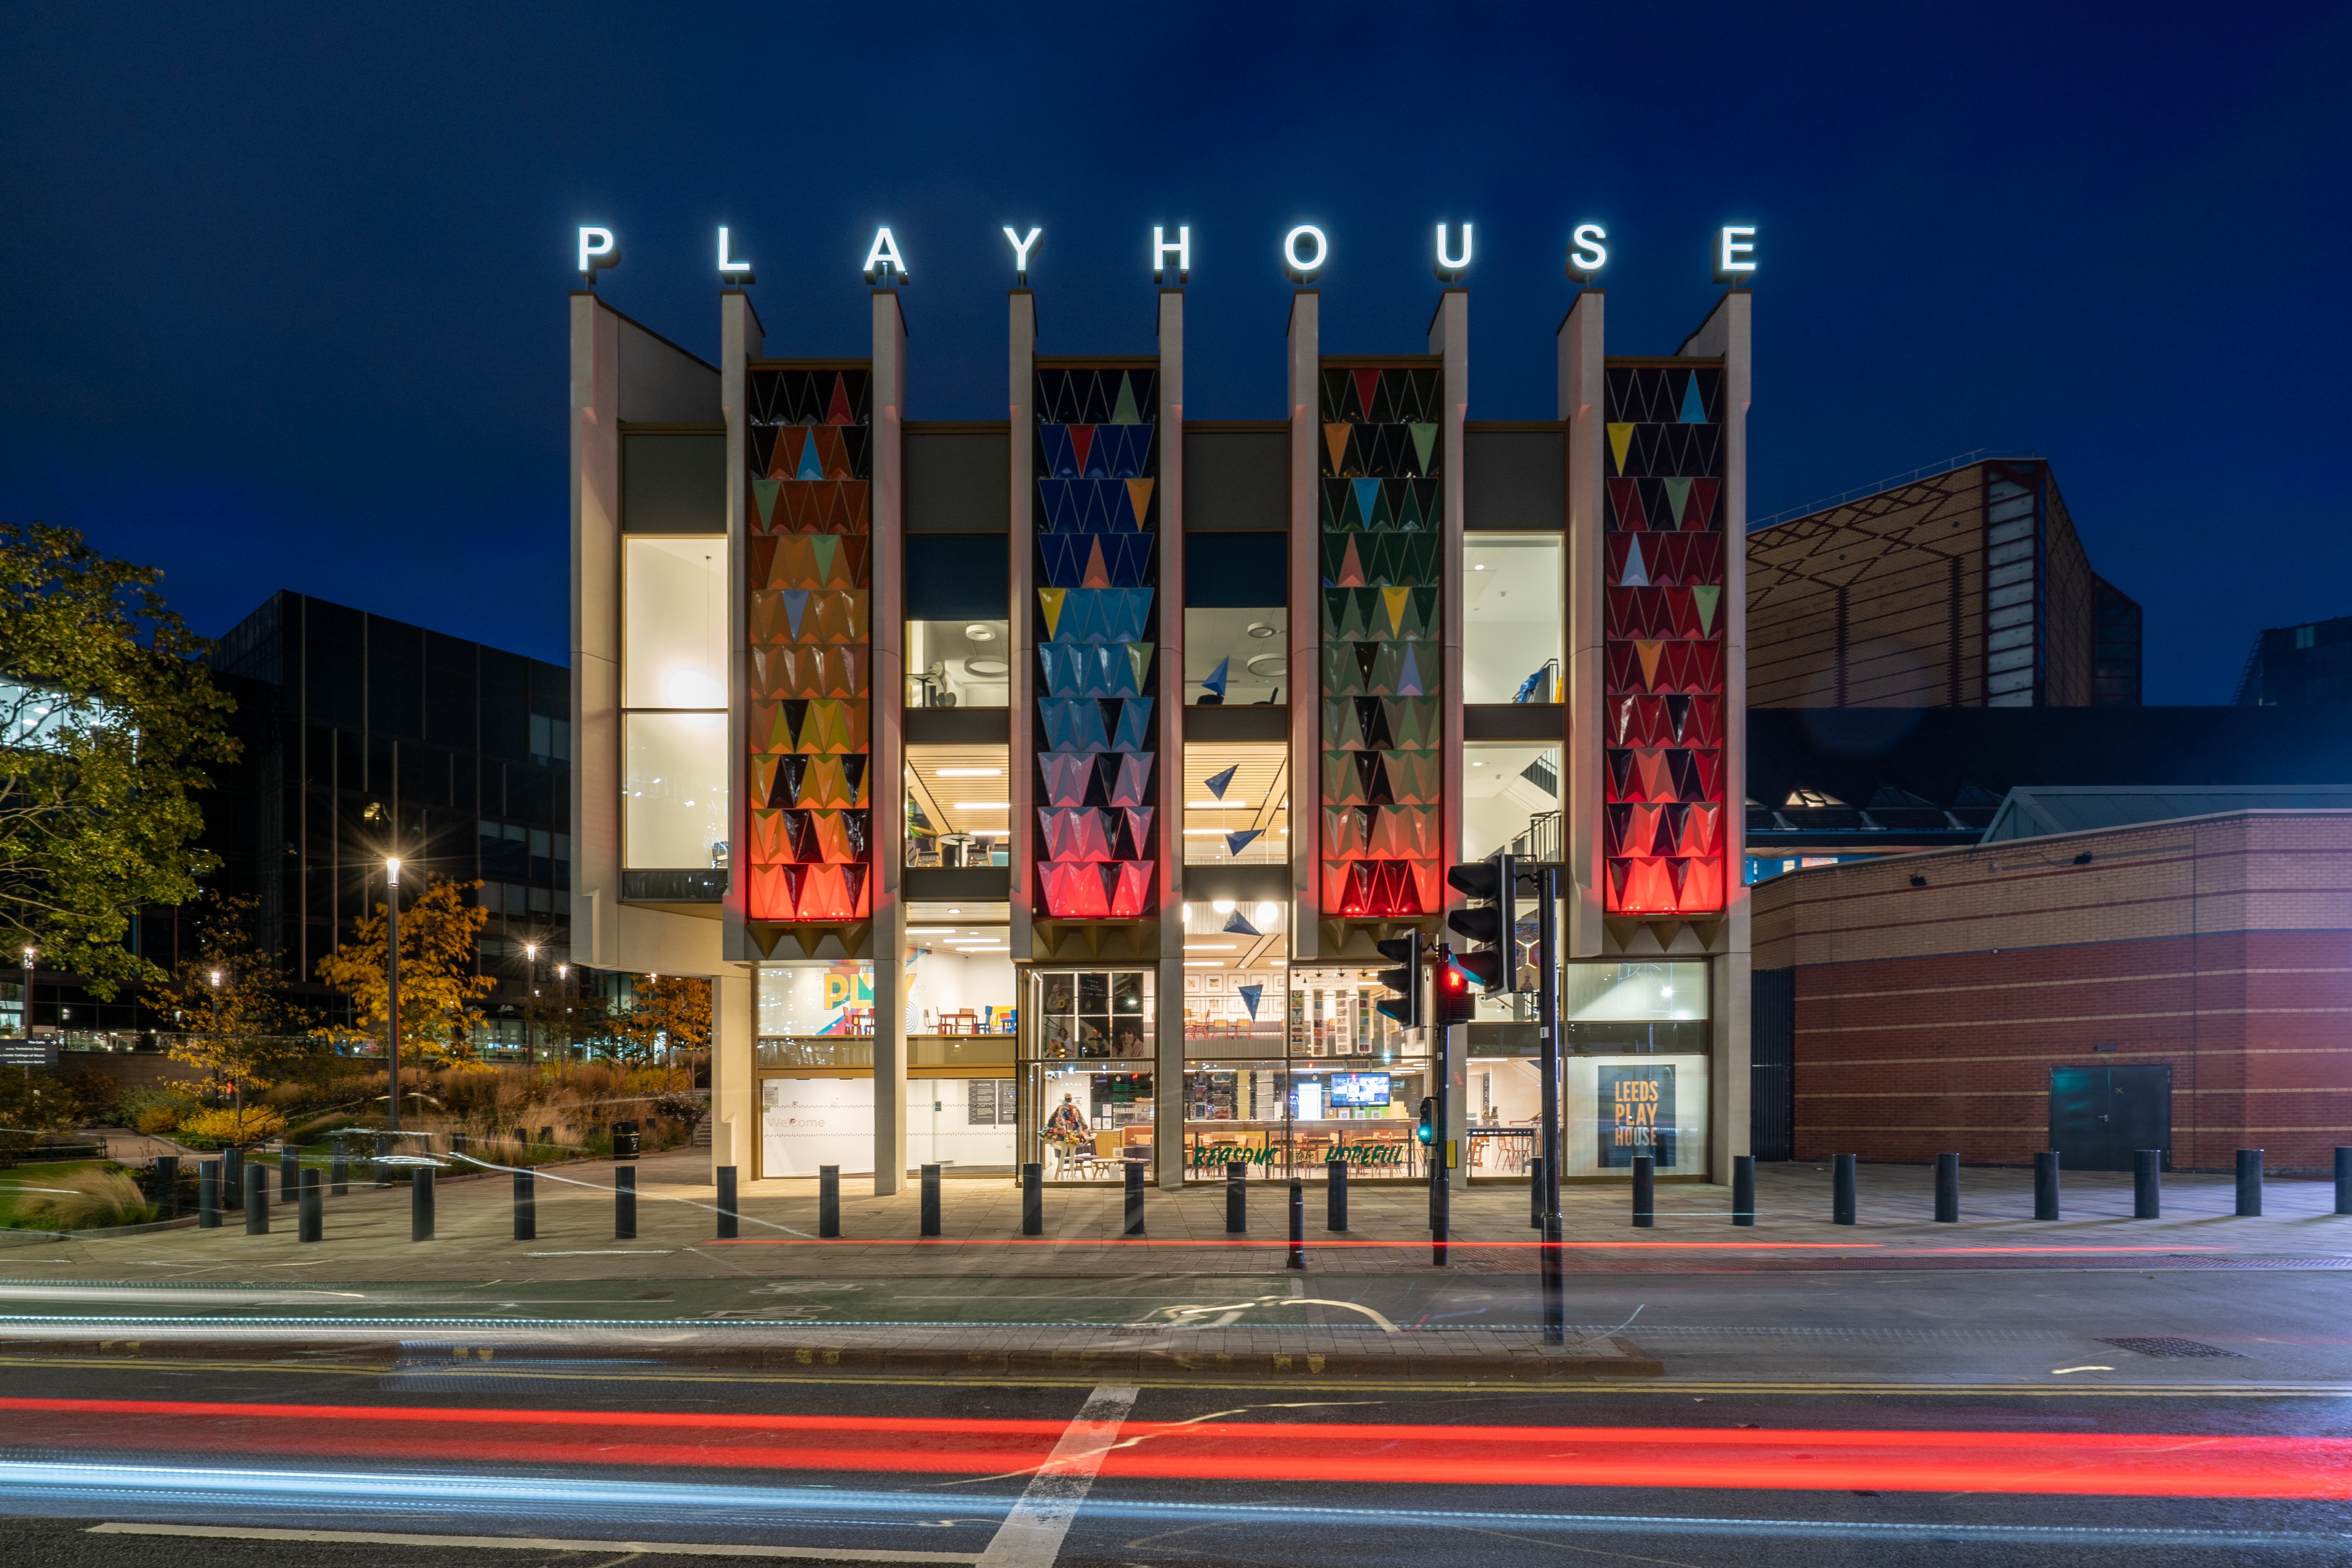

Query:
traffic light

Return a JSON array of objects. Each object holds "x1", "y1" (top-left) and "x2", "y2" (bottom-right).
[
  {"x1": 1373, "y1": 931, "x2": 1423, "y2": 1029},
  {"x1": 1446, "y1": 851, "x2": 1518, "y2": 993},
  {"x1": 1415, "y1": 1096, "x2": 1435, "y2": 1145},
  {"x1": 1434, "y1": 954, "x2": 1477, "y2": 1028}
]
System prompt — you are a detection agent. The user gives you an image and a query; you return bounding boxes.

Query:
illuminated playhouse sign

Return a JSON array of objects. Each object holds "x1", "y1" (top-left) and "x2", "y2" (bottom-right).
[{"x1": 572, "y1": 221, "x2": 1760, "y2": 289}]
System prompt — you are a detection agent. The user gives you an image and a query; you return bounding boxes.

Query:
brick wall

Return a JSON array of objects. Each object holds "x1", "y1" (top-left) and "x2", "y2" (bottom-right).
[{"x1": 1753, "y1": 811, "x2": 2352, "y2": 1171}]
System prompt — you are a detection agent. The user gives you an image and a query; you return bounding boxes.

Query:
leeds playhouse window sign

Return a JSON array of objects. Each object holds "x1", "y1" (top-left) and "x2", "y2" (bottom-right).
[{"x1": 571, "y1": 221, "x2": 1760, "y2": 288}]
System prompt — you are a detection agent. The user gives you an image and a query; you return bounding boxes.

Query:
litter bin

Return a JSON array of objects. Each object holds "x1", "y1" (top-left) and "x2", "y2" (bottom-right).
[{"x1": 613, "y1": 1120, "x2": 642, "y2": 1159}]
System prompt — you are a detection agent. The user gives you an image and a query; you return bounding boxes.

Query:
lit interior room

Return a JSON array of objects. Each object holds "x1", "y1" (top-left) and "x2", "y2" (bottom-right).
[
  {"x1": 1462, "y1": 534, "x2": 1564, "y2": 703},
  {"x1": 904, "y1": 745, "x2": 1012, "y2": 866},
  {"x1": 1181, "y1": 743, "x2": 1288, "y2": 865}
]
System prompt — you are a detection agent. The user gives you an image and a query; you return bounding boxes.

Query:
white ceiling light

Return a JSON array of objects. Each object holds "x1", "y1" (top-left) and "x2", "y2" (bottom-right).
[
  {"x1": 964, "y1": 623, "x2": 998, "y2": 641},
  {"x1": 937, "y1": 768, "x2": 1001, "y2": 777},
  {"x1": 1212, "y1": 899, "x2": 1235, "y2": 913},
  {"x1": 953, "y1": 802, "x2": 1010, "y2": 809},
  {"x1": 1254, "y1": 902, "x2": 1281, "y2": 924}
]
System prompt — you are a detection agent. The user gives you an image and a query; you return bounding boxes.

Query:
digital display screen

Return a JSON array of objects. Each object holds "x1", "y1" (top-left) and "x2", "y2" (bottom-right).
[{"x1": 1328, "y1": 1072, "x2": 1390, "y2": 1108}]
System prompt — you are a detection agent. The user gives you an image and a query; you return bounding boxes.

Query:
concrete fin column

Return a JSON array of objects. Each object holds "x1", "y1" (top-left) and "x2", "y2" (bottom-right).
[
  {"x1": 570, "y1": 294, "x2": 623, "y2": 972},
  {"x1": 721, "y1": 291, "x2": 764, "y2": 962},
  {"x1": 1678, "y1": 291, "x2": 1753, "y2": 1178},
  {"x1": 871, "y1": 289, "x2": 910, "y2": 1195},
  {"x1": 1557, "y1": 291, "x2": 1607, "y2": 959},
  {"x1": 1285, "y1": 291, "x2": 1320, "y2": 959},
  {"x1": 711, "y1": 967, "x2": 753, "y2": 1179},
  {"x1": 1155, "y1": 288, "x2": 1187, "y2": 1190},
  {"x1": 1429, "y1": 288, "x2": 1469, "y2": 1190},
  {"x1": 1008, "y1": 293, "x2": 1038, "y2": 962}
]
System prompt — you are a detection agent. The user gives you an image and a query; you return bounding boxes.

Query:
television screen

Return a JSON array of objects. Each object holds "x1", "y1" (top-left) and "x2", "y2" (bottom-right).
[{"x1": 1328, "y1": 1072, "x2": 1390, "y2": 1108}]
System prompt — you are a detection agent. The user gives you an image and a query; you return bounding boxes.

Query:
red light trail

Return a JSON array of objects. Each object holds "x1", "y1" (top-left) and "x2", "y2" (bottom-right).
[{"x1": 0, "y1": 1398, "x2": 2340, "y2": 1499}]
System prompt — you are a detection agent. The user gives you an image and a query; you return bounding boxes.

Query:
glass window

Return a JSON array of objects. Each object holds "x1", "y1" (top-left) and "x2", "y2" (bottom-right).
[
  {"x1": 1183, "y1": 743, "x2": 1288, "y2": 865},
  {"x1": 905, "y1": 743, "x2": 1011, "y2": 866},
  {"x1": 623, "y1": 537, "x2": 728, "y2": 709},
  {"x1": 907, "y1": 620, "x2": 1010, "y2": 708},
  {"x1": 906, "y1": 918, "x2": 1015, "y2": 1035},
  {"x1": 1024, "y1": 966, "x2": 1158, "y2": 1180},
  {"x1": 1463, "y1": 534, "x2": 1563, "y2": 703},
  {"x1": 623, "y1": 712, "x2": 728, "y2": 868},
  {"x1": 1185, "y1": 607, "x2": 1287, "y2": 706},
  {"x1": 1566, "y1": 1054, "x2": 1709, "y2": 1178},
  {"x1": 1463, "y1": 741, "x2": 1560, "y2": 863}
]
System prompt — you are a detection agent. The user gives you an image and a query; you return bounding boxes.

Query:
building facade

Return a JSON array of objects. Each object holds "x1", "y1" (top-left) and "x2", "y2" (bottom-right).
[
  {"x1": 2233, "y1": 612, "x2": 2352, "y2": 706},
  {"x1": 570, "y1": 281, "x2": 1754, "y2": 1191}
]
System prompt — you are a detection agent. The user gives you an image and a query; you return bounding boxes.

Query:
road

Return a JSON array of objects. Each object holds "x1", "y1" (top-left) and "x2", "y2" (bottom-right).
[{"x1": 3, "y1": 1258, "x2": 2350, "y2": 1565}]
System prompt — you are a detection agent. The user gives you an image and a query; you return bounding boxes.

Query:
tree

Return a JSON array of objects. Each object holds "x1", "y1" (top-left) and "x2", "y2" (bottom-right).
[
  {"x1": 314, "y1": 874, "x2": 498, "y2": 1068},
  {"x1": 153, "y1": 892, "x2": 306, "y2": 1114},
  {"x1": 0, "y1": 522, "x2": 238, "y2": 992},
  {"x1": 613, "y1": 973, "x2": 711, "y2": 1065}
]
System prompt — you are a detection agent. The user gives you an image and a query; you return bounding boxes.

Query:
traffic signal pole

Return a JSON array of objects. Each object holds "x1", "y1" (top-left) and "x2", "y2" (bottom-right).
[{"x1": 1536, "y1": 865, "x2": 1566, "y2": 1344}]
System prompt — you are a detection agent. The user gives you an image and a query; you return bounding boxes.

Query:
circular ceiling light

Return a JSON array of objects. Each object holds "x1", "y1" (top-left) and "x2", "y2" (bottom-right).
[
  {"x1": 963, "y1": 657, "x2": 1010, "y2": 678},
  {"x1": 1246, "y1": 622, "x2": 1277, "y2": 639},
  {"x1": 965, "y1": 623, "x2": 998, "y2": 641},
  {"x1": 1245, "y1": 654, "x2": 1287, "y2": 677}
]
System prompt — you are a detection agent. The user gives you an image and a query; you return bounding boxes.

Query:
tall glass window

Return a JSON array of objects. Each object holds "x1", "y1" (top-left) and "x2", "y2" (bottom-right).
[
  {"x1": 1463, "y1": 741, "x2": 1560, "y2": 865},
  {"x1": 1182, "y1": 743, "x2": 1288, "y2": 865},
  {"x1": 905, "y1": 744, "x2": 1012, "y2": 867},
  {"x1": 1463, "y1": 534, "x2": 1564, "y2": 703},
  {"x1": 623, "y1": 536, "x2": 728, "y2": 868},
  {"x1": 1021, "y1": 968, "x2": 1156, "y2": 1181},
  {"x1": 1185, "y1": 607, "x2": 1287, "y2": 706},
  {"x1": 907, "y1": 619, "x2": 1011, "y2": 708}
]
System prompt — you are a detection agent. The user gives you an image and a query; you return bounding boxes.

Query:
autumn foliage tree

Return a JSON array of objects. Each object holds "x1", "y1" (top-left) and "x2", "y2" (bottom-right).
[
  {"x1": 613, "y1": 973, "x2": 712, "y2": 1065},
  {"x1": 0, "y1": 521, "x2": 237, "y2": 991},
  {"x1": 314, "y1": 874, "x2": 498, "y2": 1068},
  {"x1": 154, "y1": 893, "x2": 306, "y2": 1125}
]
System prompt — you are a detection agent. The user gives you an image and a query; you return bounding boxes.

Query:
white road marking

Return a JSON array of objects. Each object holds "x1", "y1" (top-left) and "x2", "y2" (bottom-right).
[
  {"x1": 87, "y1": 1522, "x2": 972, "y2": 1561},
  {"x1": 974, "y1": 1383, "x2": 1137, "y2": 1568}
]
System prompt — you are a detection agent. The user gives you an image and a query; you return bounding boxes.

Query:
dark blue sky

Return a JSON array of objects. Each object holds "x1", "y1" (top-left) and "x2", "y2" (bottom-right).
[{"x1": 3, "y1": 3, "x2": 2345, "y2": 702}]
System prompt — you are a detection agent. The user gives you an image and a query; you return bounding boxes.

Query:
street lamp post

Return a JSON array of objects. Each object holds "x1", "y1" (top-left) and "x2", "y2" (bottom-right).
[
  {"x1": 523, "y1": 942, "x2": 540, "y2": 1069},
  {"x1": 385, "y1": 858, "x2": 402, "y2": 1134},
  {"x1": 18, "y1": 947, "x2": 32, "y2": 1097},
  {"x1": 556, "y1": 963, "x2": 570, "y2": 1063},
  {"x1": 209, "y1": 968, "x2": 230, "y2": 1113}
]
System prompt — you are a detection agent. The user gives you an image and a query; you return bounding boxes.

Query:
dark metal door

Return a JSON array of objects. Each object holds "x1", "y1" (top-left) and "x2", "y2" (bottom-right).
[
  {"x1": 2049, "y1": 1066, "x2": 2111, "y2": 1170},
  {"x1": 2109, "y1": 1064, "x2": 2172, "y2": 1169},
  {"x1": 1750, "y1": 968, "x2": 1794, "y2": 1162}
]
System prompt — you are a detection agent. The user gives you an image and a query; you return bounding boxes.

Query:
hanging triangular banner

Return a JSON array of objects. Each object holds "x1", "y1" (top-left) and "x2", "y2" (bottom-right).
[
  {"x1": 1692, "y1": 584, "x2": 1721, "y2": 635},
  {"x1": 1038, "y1": 588, "x2": 1068, "y2": 640},
  {"x1": 1607, "y1": 422, "x2": 1636, "y2": 476},
  {"x1": 1221, "y1": 903, "x2": 1261, "y2": 932},
  {"x1": 1621, "y1": 538, "x2": 1649, "y2": 588},
  {"x1": 1203, "y1": 762, "x2": 1238, "y2": 799},
  {"x1": 1679, "y1": 375, "x2": 1706, "y2": 424},
  {"x1": 1110, "y1": 373, "x2": 1142, "y2": 426},
  {"x1": 1202, "y1": 658, "x2": 1229, "y2": 701},
  {"x1": 1236, "y1": 984, "x2": 1263, "y2": 1020}
]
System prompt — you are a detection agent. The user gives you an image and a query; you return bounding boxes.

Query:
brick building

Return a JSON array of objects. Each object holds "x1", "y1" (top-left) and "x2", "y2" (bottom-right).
[{"x1": 1751, "y1": 804, "x2": 2352, "y2": 1174}]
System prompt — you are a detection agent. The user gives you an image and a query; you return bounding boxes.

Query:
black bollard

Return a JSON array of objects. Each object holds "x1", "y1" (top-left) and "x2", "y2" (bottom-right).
[
  {"x1": 1123, "y1": 1158, "x2": 1145, "y2": 1237},
  {"x1": 616, "y1": 1165, "x2": 637, "y2": 1240},
  {"x1": 1529, "y1": 1155, "x2": 1544, "y2": 1230},
  {"x1": 1226, "y1": 1162, "x2": 1247, "y2": 1235},
  {"x1": 1326, "y1": 1157, "x2": 1348, "y2": 1233},
  {"x1": 1632, "y1": 1154, "x2": 1656, "y2": 1228},
  {"x1": 2337, "y1": 1148, "x2": 2352, "y2": 1217},
  {"x1": 921, "y1": 1164, "x2": 942, "y2": 1237},
  {"x1": 1732, "y1": 1153, "x2": 1756, "y2": 1227},
  {"x1": 223, "y1": 1146, "x2": 244, "y2": 1212},
  {"x1": 298, "y1": 1168, "x2": 323, "y2": 1243},
  {"x1": 514, "y1": 1168, "x2": 537, "y2": 1241},
  {"x1": 2134, "y1": 1149, "x2": 2162, "y2": 1219},
  {"x1": 1833, "y1": 1153, "x2": 1857, "y2": 1226},
  {"x1": 243, "y1": 1165, "x2": 269, "y2": 1235},
  {"x1": 1021, "y1": 1162, "x2": 1043, "y2": 1237},
  {"x1": 374, "y1": 1133, "x2": 393, "y2": 1188},
  {"x1": 1935, "y1": 1152, "x2": 1960, "y2": 1223},
  {"x1": 2034, "y1": 1150, "x2": 2060, "y2": 1220},
  {"x1": 155, "y1": 1155, "x2": 178, "y2": 1218},
  {"x1": 329, "y1": 1140, "x2": 349, "y2": 1196},
  {"x1": 1287, "y1": 1178, "x2": 1305, "y2": 1270},
  {"x1": 412, "y1": 1162, "x2": 435, "y2": 1241},
  {"x1": 280, "y1": 1144, "x2": 300, "y2": 1202},
  {"x1": 818, "y1": 1165, "x2": 840, "y2": 1238},
  {"x1": 715, "y1": 1165, "x2": 738, "y2": 1240},
  {"x1": 2236, "y1": 1149, "x2": 2263, "y2": 1217},
  {"x1": 198, "y1": 1160, "x2": 220, "y2": 1228}
]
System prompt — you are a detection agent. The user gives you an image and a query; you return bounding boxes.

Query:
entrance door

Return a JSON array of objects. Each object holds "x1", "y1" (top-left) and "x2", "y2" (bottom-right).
[{"x1": 2049, "y1": 1064, "x2": 2171, "y2": 1171}]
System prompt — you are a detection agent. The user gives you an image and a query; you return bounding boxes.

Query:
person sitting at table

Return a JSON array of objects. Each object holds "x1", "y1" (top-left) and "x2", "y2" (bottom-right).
[{"x1": 1044, "y1": 1093, "x2": 1091, "y2": 1176}]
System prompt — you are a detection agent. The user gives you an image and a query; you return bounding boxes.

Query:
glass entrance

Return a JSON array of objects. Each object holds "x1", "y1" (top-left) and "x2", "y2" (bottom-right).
[{"x1": 1020, "y1": 967, "x2": 1155, "y2": 1181}]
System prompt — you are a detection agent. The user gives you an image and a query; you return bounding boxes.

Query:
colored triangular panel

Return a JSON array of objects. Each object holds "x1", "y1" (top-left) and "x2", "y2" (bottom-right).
[
  {"x1": 1608, "y1": 423, "x2": 1636, "y2": 476},
  {"x1": 1324, "y1": 423, "x2": 1349, "y2": 473},
  {"x1": 1126, "y1": 642, "x2": 1153, "y2": 693},
  {"x1": 1070, "y1": 425, "x2": 1096, "y2": 476},
  {"x1": 1662, "y1": 477, "x2": 1692, "y2": 528},
  {"x1": 1236, "y1": 984, "x2": 1263, "y2": 1020},
  {"x1": 1202, "y1": 763, "x2": 1238, "y2": 800},
  {"x1": 1693, "y1": 585, "x2": 1721, "y2": 635},
  {"x1": 1125, "y1": 478, "x2": 1155, "y2": 529},
  {"x1": 1621, "y1": 538, "x2": 1649, "y2": 588},
  {"x1": 1082, "y1": 538, "x2": 1111, "y2": 589},
  {"x1": 780, "y1": 590, "x2": 810, "y2": 640},
  {"x1": 1038, "y1": 588, "x2": 1067, "y2": 640},
  {"x1": 796, "y1": 439, "x2": 825, "y2": 482},
  {"x1": 1110, "y1": 373, "x2": 1142, "y2": 426},
  {"x1": 1221, "y1": 900, "x2": 1261, "y2": 930},
  {"x1": 1352, "y1": 368, "x2": 1379, "y2": 419},
  {"x1": 752, "y1": 478, "x2": 783, "y2": 529},
  {"x1": 810, "y1": 534, "x2": 839, "y2": 586},
  {"x1": 1335, "y1": 535, "x2": 1366, "y2": 589},
  {"x1": 826, "y1": 375, "x2": 853, "y2": 426},
  {"x1": 1381, "y1": 586, "x2": 1411, "y2": 636},
  {"x1": 1635, "y1": 639, "x2": 1665, "y2": 690},
  {"x1": 1409, "y1": 422, "x2": 1437, "y2": 474},
  {"x1": 1396, "y1": 642, "x2": 1425, "y2": 696},
  {"x1": 1679, "y1": 375, "x2": 1706, "y2": 424}
]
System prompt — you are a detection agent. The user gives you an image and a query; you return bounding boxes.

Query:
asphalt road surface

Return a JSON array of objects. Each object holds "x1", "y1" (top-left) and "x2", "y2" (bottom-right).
[{"x1": 2, "y1": 1337, "x2": 2348, "y2": 1567}]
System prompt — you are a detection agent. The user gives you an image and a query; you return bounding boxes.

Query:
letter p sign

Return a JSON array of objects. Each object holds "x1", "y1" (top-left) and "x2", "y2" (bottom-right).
[{"x1": 577, "y1": 226, "x2": 619, "y2": 285}]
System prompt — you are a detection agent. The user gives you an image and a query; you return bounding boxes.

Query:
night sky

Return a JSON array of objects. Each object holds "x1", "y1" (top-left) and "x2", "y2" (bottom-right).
[{"x1": 3, "y1": 4, "x2": 2345, "y2": 703}]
